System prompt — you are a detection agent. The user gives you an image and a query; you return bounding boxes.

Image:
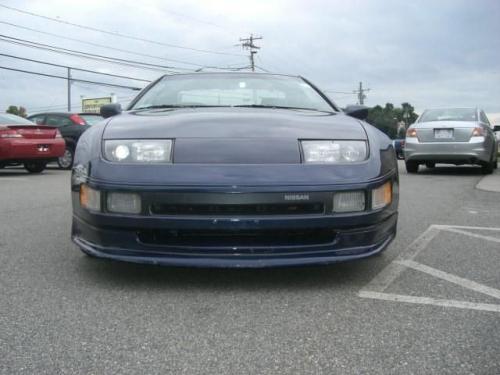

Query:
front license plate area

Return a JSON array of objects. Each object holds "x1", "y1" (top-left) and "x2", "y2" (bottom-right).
[
  {"x1": 434, "y1": 129, "x2": 453, "y2": 139},
  {"x1": 37, "y1": 145, "x2": 50, "y2": 152}
]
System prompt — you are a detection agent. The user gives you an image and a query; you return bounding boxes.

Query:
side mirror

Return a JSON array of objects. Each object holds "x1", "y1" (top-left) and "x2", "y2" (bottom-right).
[
  {"x1": 100, "y1": 103, "x2": 122, "y2": 119},
  {"x1": 493, "y1": 125, "x2": 500, "y2": 133},
  {"x1": 344, "y1": 104, "x2": 369, "y2": 120}
]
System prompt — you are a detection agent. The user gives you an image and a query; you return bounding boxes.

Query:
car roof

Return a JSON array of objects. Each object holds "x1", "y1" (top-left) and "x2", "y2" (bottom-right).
[
  {"x1": 158, "y1": 72, "x2": 301, "y2": 79},
  {"x1": 421, "y1": 107, "x2": 479, "y2": 111},
  {"x1": 28, "y1": 112, "x2": 72, "y2": 117},
  {"x1": 28, "y1": 112, "x2": 102, "y2": 117}
]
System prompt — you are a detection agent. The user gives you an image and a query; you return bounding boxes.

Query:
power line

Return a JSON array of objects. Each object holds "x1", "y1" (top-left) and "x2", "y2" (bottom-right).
[
  {"x1": 0, "y1": 53, "x2": 152, "y2": 82},
  {"x1": 0, "y1": 65, "x2": 144, "y2": 90},
  {"x1": 325, "y1": 90, "x2": 356, "y2": 95},
  {"x1": 0, "y1": 3, "x2": 243, "y2": 57},
  {"x1": 325, "y1": 83, "x2": 372, "y2": 105},
  {"x1": 255, "y1": 65, "x2": 271, "y2": 73},
  {"x1": 0, "y1": 20, "x2": 220, "y2": 68},
  {"x1": 0, "y1": 34, "x2": 249, "y2": 73},
  {"x1": 0, "y1": 34, "x2": 198, "y2": 71},
  {"x1": 0, "y1": 37, "x2": 179, "y2": 73}
]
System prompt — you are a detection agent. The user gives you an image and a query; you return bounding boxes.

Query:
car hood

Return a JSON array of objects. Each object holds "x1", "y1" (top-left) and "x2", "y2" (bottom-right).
[
  {"x1": 102, "y1": 107, "x2": 367, "y2": 164},
  {"x1": 104, "y1": 107, "x2": 366, "y2": 139}
]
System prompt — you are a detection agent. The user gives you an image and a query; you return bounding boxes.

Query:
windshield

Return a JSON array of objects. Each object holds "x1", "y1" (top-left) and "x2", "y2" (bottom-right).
[
  {"x1": 419, "y1": 108, "x2": 477, "y2": 122},
  {"x1": 79, "y1": 114, "x2": 103, "y2": 125},
  {"x1": 0, "y1": 113, "x2": 35, "y2": 125},
  {"x1": 130, "y1": 74, "x2": 336, "y2": 112}
]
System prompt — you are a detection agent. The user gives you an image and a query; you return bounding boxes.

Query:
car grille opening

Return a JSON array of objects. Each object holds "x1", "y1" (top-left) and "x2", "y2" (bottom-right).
[
  {"x1": 150, "y1": 202, "x2": 325, "y2": 216},
  {"x1": 137, "y1": 228, "x2": 336, "y2": 248}
]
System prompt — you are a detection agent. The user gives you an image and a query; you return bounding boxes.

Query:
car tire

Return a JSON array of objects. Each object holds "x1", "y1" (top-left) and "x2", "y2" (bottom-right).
[
  {"x1": 58, "y1": 147, "x2": 74, "y2": 170},
  {"x1": 24, "y1": 161, "x2": 46, "y2": 174},
  {"x1": 481, "y1": 160, "x2": 495, "y2": 174},
  {"x1": 425, "y1": 162, "x2": 435, "y2": 168},
  {"x1": 405, "y1": 161, "x2": 419, "y2": 173}
]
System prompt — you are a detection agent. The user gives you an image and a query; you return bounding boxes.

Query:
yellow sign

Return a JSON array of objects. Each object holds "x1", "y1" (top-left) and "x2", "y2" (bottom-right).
[{"x1": 81, "y1": 97, "x2": 112, "y2": 113}]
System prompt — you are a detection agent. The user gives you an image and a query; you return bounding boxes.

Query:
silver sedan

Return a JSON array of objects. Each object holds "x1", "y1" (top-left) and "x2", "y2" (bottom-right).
[{"x1": 404, "y1": 108, "x2": 498, "y2": 174}]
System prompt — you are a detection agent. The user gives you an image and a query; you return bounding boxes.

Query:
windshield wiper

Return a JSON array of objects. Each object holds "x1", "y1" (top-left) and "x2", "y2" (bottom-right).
[{"x1": 233, "y1": 104, "x2": 335, "y2": 113}]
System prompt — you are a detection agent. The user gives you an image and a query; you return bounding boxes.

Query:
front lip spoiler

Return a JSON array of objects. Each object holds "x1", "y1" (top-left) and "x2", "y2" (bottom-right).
[{"x1": 72, "y1": 233, "x2": 395, "y2": 268}]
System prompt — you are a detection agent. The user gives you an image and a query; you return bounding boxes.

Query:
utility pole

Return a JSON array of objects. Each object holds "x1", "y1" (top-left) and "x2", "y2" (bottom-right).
[
  {"x1": 238, "y1": 34, "x2": 262, "y2": 72},
  {"x1": 354, "y1": 81, "x2": 370, "y2": 105},
  {"x1": 67, "y1": 67, "x2": 71, "y2": 111}
]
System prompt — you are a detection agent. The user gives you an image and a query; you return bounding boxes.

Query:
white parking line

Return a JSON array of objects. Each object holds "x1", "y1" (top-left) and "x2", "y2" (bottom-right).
[
  {"x1": 360, "y1": 225, "x2": 441, "y2": 292},
  {"x1": 359, "y1": 291, "x2": 500, "y2": 313},
  {"x1": 442, "y1": 227, "x2": 500, "y2": 244},
  {"x1": 396, "y1": 259, "x2": 500, "y2": 300},
  {"x1": 359, "y1": 224, "x2": 500, "y2": 313}
]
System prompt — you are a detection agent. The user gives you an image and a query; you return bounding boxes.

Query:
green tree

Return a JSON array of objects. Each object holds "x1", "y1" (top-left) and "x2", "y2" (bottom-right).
[
  {"x1": 5, "y1": 105, "x2": 27, "y2": 118},
  {"x1": 6, "y1": 105, "x2": 19, "y2": 116},
  {"x1": 366, "y1": 102, "x2": 418, "y2": 139}
]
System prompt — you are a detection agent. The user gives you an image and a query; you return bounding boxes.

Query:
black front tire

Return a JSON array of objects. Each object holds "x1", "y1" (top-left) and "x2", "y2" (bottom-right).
[
  {"x1": 24, "y1": 161, "x2": 46, "y2": 174},
  {"x1": 405, "y1": 161, "x2": 419, "y2": 173},
  {"x1": 57, "y1": 147, "x2": 74, "y2": 170}
]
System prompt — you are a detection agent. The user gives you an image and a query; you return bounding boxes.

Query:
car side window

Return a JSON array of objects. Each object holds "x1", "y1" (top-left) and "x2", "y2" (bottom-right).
[
  {"x1": 480, "y1": 111, "x2": 490, "y2": 126},
  {"x1": 45, "y1": 115, "x2": 72, "y2": 127},
  {"x1": 29, "y1": 115, "x2": 46, "y2": 125}
]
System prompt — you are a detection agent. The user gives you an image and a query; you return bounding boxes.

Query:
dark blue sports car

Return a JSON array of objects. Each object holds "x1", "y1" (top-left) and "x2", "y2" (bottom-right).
[{"x1": 71, "y1": 73, "x2": 398, "y2": 267}]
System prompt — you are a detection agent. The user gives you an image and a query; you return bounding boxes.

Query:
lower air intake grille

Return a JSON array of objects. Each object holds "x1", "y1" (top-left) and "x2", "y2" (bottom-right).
[
  {"x1": 137, "y1": 228, "x2": 336, "y2": 247},
  {"x1": 150, "y1": 203, "x2": 325, "y2": 216}
]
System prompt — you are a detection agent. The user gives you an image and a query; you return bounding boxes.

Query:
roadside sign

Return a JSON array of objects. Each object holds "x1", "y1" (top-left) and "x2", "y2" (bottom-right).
[{"x1": 81, "y1": 97, "x2": 112, "y2": 113}]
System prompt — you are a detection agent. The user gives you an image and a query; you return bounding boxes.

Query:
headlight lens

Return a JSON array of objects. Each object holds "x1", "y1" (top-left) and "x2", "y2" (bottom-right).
[
  {"x1": 104, "y1": 140, "x2": 172, "y2": 163},
  {"x1": 301, "y1": 140, "x2": 367, "y2": 163}
]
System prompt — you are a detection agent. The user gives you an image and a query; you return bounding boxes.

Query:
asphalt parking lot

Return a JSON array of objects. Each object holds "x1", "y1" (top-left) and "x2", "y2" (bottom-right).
[{"x1": 1, "y1": 162, "x2": 499, "y2": 374}]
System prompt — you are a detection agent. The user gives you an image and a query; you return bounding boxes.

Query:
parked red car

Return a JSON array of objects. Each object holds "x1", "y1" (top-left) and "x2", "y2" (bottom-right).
[{"x1": 0, "y1": 113, "x2": 65, "y2": 173}]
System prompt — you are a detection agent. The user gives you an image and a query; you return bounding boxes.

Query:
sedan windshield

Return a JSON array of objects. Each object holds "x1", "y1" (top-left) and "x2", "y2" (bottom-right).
[
  {"x1": 419, "y1": 108, "x2": 477, "y2": 122},
  {"x1": 131, "y1": 74, "x2": 336, "y2": 113},
  {"x1": 0, "y1": 113, "x2": 35, "y2": 125}
]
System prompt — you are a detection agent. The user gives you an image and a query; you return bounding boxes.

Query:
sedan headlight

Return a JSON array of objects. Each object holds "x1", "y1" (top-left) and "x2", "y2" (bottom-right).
[
  {"x1": 301, "y1": 140, "x2": 367, "y2": 163},
  {"x1": 104, "y1": 140, "x2": 173, "y2": 163}
]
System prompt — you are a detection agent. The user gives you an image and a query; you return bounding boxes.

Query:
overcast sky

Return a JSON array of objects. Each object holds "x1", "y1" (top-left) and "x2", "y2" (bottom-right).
[{"x1": 1, "y1": 0, "x2": 499, "y2": 121}]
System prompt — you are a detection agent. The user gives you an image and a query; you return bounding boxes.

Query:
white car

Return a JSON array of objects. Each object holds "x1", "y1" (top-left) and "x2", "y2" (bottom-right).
[{"x1": 404, "y1": 108, "x2": 498, "y2": 174}]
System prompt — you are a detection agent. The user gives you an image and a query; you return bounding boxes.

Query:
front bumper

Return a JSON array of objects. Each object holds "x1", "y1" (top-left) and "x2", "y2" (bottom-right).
[
  {"x1": 71, "y1": 176, "x2": 398, "y2": 268},
  {"x1": 404, "y1": 138, "x2": 491, "y2": 163}
]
